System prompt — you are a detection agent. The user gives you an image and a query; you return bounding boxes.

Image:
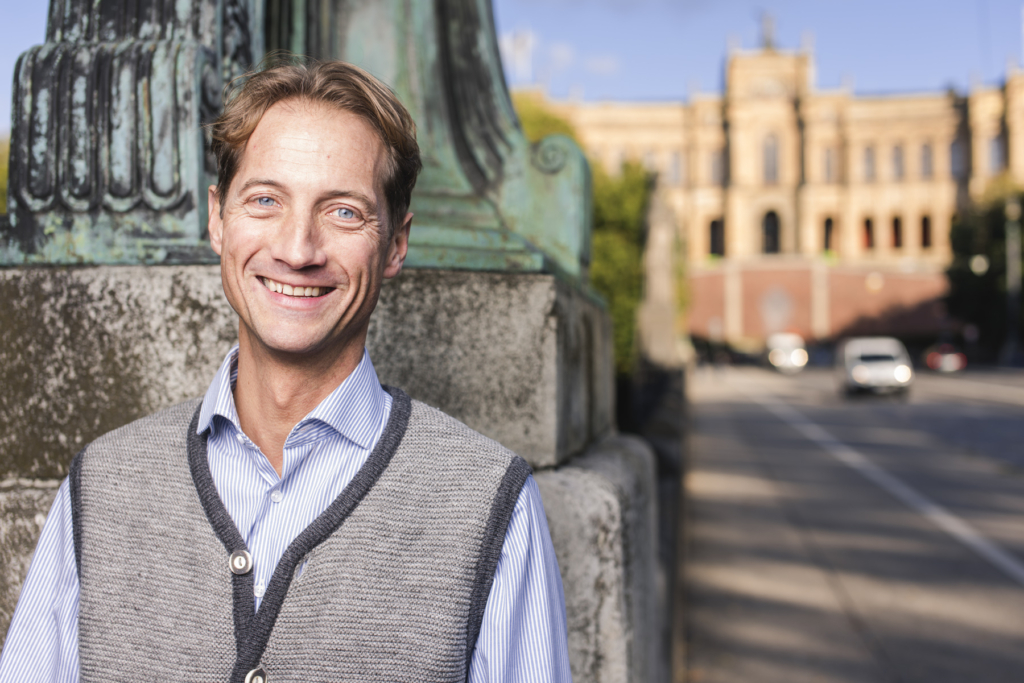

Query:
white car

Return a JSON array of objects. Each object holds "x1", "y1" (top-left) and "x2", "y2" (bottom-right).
[
  {"x1": 837, "y1": 337, "x2": 914, "y2": 394},
  {"x1": 765, "y1": 333, "x2": 809, "y2": 374}
]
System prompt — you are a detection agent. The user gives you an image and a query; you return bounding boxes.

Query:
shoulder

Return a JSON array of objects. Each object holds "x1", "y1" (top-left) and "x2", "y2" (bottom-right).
[
  {"x1": 75, "y1": 398, "x2": 203, "y2": 469},
  {"x1": 405, "y1": 396, "x2": 524, "y2": 464},
  {"x1": 386, "y1": 388, "x2": 531, "y2": 486}
]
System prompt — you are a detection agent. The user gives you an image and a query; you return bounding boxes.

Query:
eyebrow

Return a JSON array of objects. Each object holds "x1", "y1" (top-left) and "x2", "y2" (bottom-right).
[{"x1": 237, "y1": 179, "x2": 379, "y2": 214}]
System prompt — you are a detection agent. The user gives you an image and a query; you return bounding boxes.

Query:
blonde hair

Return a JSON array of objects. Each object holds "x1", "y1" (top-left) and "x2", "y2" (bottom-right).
[{"x1": 210, "y1": 59, "x2": 422, "y2": 233}]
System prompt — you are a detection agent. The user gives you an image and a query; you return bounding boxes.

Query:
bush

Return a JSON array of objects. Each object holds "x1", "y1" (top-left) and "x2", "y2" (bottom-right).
[
  {"x1": 512, "y1": 92, "x2": 652, "y2": 374},
  {"x1": 947, "y1": 195, "x2": 1024, "y2": 360}
]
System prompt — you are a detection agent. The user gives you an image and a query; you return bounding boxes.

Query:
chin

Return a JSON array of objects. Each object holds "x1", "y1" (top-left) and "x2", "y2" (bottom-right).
[{"x1": 249, "y1": 326, "x2": 334, "y2": 356}]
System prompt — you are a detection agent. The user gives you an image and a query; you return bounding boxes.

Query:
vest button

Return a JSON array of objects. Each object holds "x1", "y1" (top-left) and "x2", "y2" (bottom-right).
[
  {"x1": 229, "y1": 550, "x2": 253, "y2": 575},
  {"x1": 245, "y1": 667, "x2": 267, "y2": 683}
]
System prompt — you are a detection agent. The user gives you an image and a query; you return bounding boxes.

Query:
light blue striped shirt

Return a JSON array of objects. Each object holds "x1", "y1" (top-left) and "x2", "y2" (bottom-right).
[{"x1": 0, "y1": 347, "x2": 572, "y2": 682}]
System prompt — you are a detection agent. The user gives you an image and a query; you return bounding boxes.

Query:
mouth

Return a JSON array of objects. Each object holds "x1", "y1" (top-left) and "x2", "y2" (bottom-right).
[{"x1": 261, "y1": 277, "x2": 334, "y2": 298}]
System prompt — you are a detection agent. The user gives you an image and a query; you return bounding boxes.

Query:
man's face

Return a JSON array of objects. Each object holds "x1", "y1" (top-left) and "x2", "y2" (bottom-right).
[{"x1": 208, "y1": 99, "x2": 411, "y2": 360}]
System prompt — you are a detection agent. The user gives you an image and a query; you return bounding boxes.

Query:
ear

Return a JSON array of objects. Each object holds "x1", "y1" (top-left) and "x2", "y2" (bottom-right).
[
  {"x1": 382, "y1": 212, "x2": 413, "y2": 279},
  {"x1": 207, "y1": 185, "x2": 224, "y2": 256}
]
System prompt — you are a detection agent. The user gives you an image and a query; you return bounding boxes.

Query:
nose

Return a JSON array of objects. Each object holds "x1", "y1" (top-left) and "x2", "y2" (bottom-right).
[{"x1": 271, "y1": 211, "x2": 326, "y2": 270}]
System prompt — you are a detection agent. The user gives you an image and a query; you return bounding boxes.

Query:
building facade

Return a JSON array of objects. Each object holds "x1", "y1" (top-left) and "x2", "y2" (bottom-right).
[{"x1": 545, "y1": 39, "x2": 1024, "y2": 352}]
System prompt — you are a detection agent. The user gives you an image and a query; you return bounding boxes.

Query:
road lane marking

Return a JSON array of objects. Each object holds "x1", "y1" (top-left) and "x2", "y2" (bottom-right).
[{"x1": 753, "y1": 396, "x2": 1024, "y2": 589}]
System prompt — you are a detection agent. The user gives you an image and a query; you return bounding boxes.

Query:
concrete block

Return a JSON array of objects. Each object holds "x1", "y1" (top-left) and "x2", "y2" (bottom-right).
[
  {"x1": 0, "y1": 266, "x2": 237, "y2": 479},
  {"x1": 536, "y1": 434, "x2": 664, "y2": 683},
  {"x1": 0, "y1": 267, "x2": 612, "y2": 478},
  {"x1": 370, "y1": 270, "x2": 614, "y2": 467}
]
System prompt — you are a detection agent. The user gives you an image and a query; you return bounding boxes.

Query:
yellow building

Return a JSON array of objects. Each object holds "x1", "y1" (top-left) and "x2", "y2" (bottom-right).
[{"x1": 543, "y1": 37, "x2": 1024, "y2": 355}]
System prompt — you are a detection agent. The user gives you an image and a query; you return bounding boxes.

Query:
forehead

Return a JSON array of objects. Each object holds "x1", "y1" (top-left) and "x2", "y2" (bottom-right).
[{"x1": 234, "y1": 99, "x2": 385, "y2": 195}]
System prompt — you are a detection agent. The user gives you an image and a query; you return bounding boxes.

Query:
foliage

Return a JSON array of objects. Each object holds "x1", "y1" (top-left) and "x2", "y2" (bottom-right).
[
  {"x1": 0, "y1": 137, "x2": 8, "y2": 214},
  {"x1": 590, "y1": 161, "x2": 653, "y2": 374},
  {"x1": 510, "y1": 92, "x2": 578, "y2": 143},
  {"x1": 946, "y1": 193, "x2": 1024, "y2": 360},
  {"x1": 511, "y1": 91, "x2": 653, "y2": 374}
]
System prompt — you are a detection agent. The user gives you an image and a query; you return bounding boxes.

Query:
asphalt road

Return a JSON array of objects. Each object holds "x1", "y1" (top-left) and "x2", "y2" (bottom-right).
[{"x1": 685, "y1": 365, "x2": 1024, "y2": 683}]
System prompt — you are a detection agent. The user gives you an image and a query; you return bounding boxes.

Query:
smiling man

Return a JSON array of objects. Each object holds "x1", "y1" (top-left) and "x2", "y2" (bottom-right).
[{"x1": 0, "y1": 61, "x2": 571, "y2": 682}]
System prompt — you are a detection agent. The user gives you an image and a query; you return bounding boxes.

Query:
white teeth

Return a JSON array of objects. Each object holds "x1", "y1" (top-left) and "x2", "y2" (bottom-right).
[{"x1": 263, "y1": 277, "x2": 326, "y2": 298}]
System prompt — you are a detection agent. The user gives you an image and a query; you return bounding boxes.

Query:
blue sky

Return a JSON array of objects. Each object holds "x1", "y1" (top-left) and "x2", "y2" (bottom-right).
[{"x1": 2, "y1": 1, "x2": 1023, "y2": 133}]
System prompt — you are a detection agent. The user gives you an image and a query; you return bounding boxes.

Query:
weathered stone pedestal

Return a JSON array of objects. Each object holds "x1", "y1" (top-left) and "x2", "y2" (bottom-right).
[{"x1": 0, "y1": 266, "x2": 665, "y2": 681}]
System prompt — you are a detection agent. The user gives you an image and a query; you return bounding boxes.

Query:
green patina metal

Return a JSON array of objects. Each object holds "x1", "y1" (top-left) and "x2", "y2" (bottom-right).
[{"x1": 2, "y1": 0, "x2": 591, "y2": 281}]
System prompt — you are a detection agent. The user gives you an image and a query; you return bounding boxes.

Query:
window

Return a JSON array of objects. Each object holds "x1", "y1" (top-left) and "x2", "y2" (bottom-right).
[
  {"x1": 669, "y1": 151, "x2": 683, "y2": 185},
  {"x1": 763, "y1": 211, "x2": 780, "y2": 254},
  {"x1": 824, "y1": 217, "x2": 834, "y2": 252},
  {"x1": 921, "y1": 143, "x2": 934, "y2": 179},
  {"x1": 892, "y1": 216, "x2": 903, "y2": 248},
  {"x1": 710, "y1": 219, "x2": 725, "y2": 256},
  {"x1": 824, "y1": 147, "x2": 836, "y2": 184},
  {"x1": 893, "y1": 145, "x2": 904, "y2": 181},
  {"x1": 990, "y1": 135, "x2": 1006, "y2": 174},
  {"x1": 951, "y1": 139, "x2": 967, "y2": 179},
  {"x1": 864, "y1": 146, "x2": 876, "y2": 182},
  {"x1": 864, "y1": 218, "x2": 875, "y2": 249},
  {"x1": 710, "y1": 148, "x2": 725, "y2": 185},
  {"x1": 764, "y1": 134, "x2": 779, "y2": 185},
  {"x1": 921, "y1": 215, "x2": 932, "y2": 248}
]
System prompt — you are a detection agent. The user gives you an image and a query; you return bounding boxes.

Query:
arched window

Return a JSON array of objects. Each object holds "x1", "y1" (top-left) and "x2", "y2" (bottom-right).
[
  {"x1": 710, "y1": 148, "x2": 725, "y2": 185},
  {"x1": 921, "y1": 143, "x2": 934, "y2": 179},
  {"x1": 991, "y1": 135, "x2": 1006, "y2": 174},
  {"x1": 764, "y1": 134, "x2": 779, "y2": 185},
  {"x1": 951, "y1": 139, "x2": 967, "y2": 179},
  {"x1": 709, "y1": 219, "x2": 725, "y2": 256},
  {"x1": 921, "y1": 215, "x2": 932, "y2": 248},
  {"x1": 824, "y1": 217, "x2": 835, "y2": 252},
  {"x1": 864, "y1": 218, "x2": 875, "y2": 250},
  {"x1": 669, "y1": 151, "x2": 683, "y2": 185},
  {"x1": 892, "y1": 216, "x2": 903, "y2": 248},
  {"x1": 763, "y1": 211, "x2": 780, "y2": 254},
  {"x1": 893, "y1": 145, "x2": 904, "y2": 181}
]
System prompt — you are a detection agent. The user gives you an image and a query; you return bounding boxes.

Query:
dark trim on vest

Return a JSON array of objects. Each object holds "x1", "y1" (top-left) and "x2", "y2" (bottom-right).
[
  {"x1": 68, "y1": 446, "x2": 88, "y2": 580},
  {"x1": 188, "y1": 386, "x2": 413, "y2": 682},
  {"x1": 464, "y1": 455, "x2": 533, "y2": 676},
  {"x1": 187, "y1": 405, "x2": 255, "y2": 654}
]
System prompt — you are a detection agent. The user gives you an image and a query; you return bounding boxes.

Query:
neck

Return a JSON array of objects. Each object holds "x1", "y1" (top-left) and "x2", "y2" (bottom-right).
[{"x1": 232, "y1": 327, "x2": 368, "y2": 476}]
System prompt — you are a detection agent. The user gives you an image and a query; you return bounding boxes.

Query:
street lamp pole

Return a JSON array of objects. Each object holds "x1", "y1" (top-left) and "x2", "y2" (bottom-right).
[{"x1": 1003, "y1": 197, "x2": 1022, "y2": 364}]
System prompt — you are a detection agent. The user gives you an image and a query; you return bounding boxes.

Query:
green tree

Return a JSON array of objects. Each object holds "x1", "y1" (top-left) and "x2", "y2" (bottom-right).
[
  {"x1": 512, "y1": 91, "x2": 653, "y2": 374},
  {"x1": 510, "y1": 92, "x2": 578, "y2": 142},
  {"x1": 947, "y1": 193, "x2": 1024, "y2": 360},
  {"x1": 589, "y1": 161, "x2": 652, "y2": 374}
]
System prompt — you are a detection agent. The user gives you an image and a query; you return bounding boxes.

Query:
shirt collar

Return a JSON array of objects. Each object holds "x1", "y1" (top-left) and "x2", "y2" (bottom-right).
[{"x1": 197, "y1": 345, "x2": 388, "y2": 450}]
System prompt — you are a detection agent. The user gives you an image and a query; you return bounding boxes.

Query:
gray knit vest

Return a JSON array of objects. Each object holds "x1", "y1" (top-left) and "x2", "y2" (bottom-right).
[{"x1": 69, "y1": 387, "x2": 531, "y2": 682}]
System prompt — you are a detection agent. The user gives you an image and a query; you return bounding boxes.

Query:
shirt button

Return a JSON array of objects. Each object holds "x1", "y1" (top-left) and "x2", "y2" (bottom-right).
[
  {"x1": 254, "y1": 584, "x2": 266, "y2": 598},
  {"x1": 245, "y1": 667, "x2": 268, "y2": 683},
  {"x1": 229, "y1": 550, "x2": 253, "y2": 575},
  {"x1": 270, "y1": 490, "x2": 283, "y2": 503},
  {"x1": 235, "y1": 432, "x2": 245, "y2": 444}
]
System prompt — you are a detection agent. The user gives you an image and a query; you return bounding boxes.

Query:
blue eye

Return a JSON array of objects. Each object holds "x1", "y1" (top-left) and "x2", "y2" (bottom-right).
[
  {"x1": 256, "y1": 196, "x2": 275, "y2": 207},
  {"x1": 335, "y1": 207, "x2": 356, "y2": 219}
]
